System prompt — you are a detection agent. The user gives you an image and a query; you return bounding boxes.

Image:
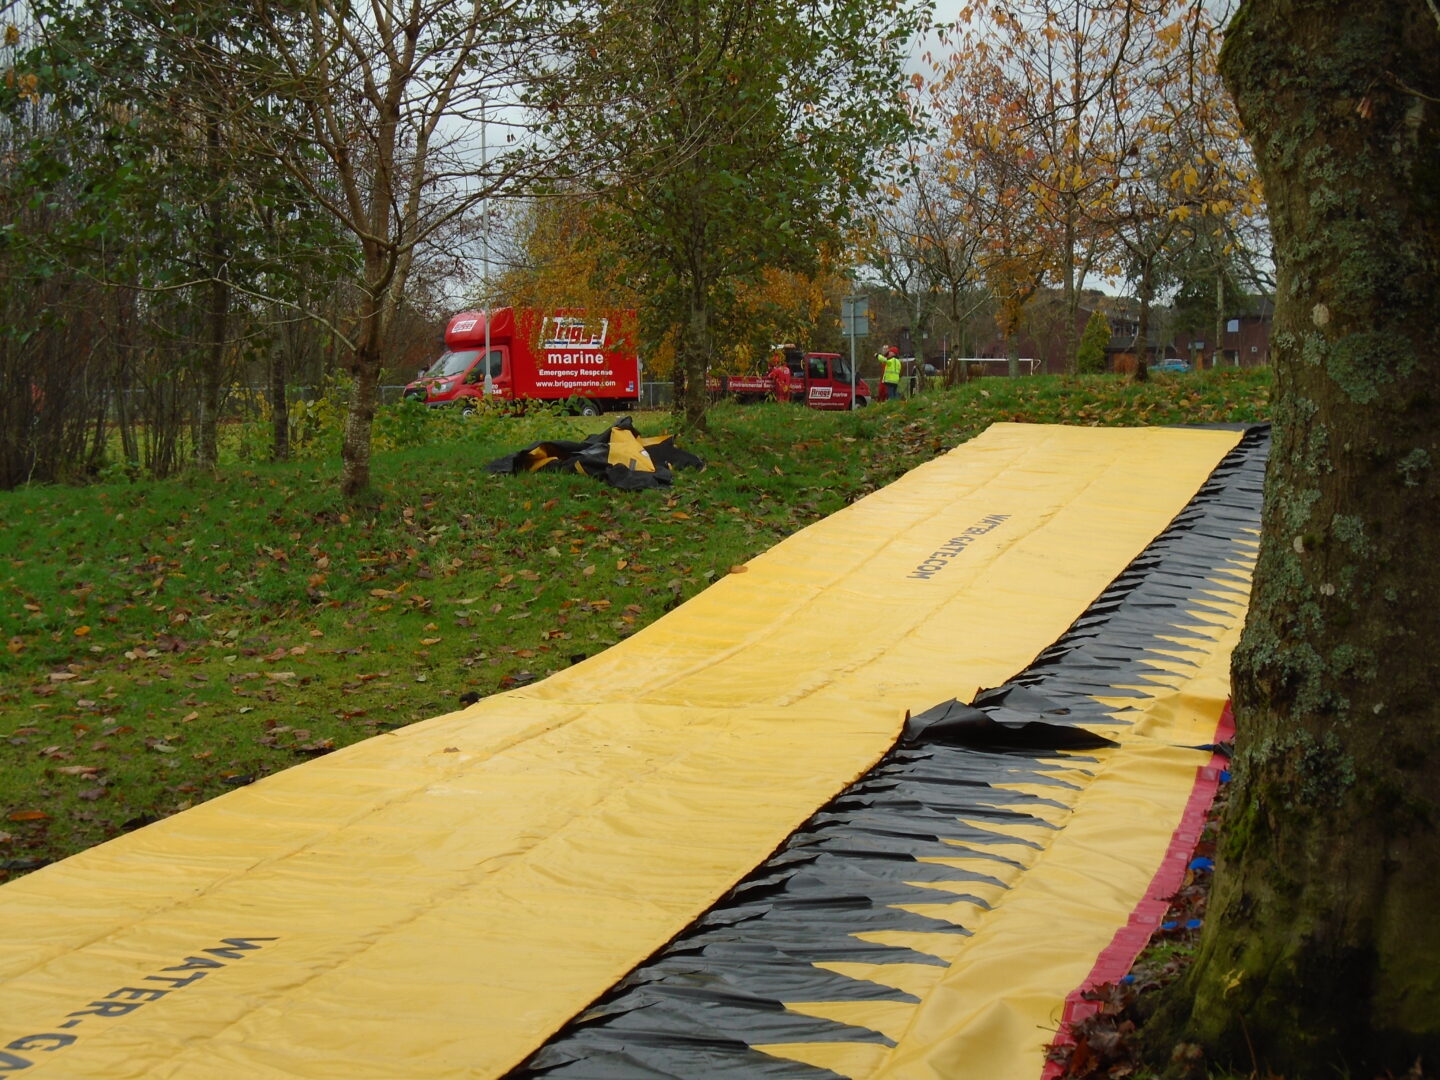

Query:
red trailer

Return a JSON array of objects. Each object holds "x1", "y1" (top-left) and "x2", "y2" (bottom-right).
[{"x1": 706, "y1": 350, "x2": 870, "y2": 410}]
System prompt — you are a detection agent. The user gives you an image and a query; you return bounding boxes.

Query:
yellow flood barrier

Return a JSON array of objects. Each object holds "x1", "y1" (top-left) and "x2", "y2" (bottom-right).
[
  {"x1": 0, "y1": 423, "x2": 1242, "y2": 1079},
  {"x1": 753, "y1": 577, "x2": 1252, "y2": 1080}
]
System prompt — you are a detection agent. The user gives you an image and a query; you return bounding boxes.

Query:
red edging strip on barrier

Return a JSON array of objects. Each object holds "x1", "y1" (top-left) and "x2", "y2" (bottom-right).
[{"x1": 1038, "y1": 700, "x2": 1236, "y2": 1080}]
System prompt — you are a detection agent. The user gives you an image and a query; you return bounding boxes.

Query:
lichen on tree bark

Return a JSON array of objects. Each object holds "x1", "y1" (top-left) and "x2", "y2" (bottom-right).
[{"x1": 1142, "y1": 2, "x2": 1440, "y2": 1075}]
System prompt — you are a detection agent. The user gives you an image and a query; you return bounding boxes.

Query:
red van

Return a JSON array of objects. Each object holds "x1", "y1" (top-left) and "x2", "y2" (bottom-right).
[{"x1": 404, "y1": 308, "x2": 641, "y2": 415}]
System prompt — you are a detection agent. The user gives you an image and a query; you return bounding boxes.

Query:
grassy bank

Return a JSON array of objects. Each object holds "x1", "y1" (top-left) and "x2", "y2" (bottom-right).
[{"x1": 0, "y1": 369, "x2": 1271, "y2": 877}]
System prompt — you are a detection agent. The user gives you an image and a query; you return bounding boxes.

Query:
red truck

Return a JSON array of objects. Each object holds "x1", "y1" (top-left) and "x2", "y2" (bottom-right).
[
  {"x1": 707, "y1": 349, "x2": 870, "y2": 410},
  {"x1": 404, "y1": 307, "x2": 641, "y2": 415}
]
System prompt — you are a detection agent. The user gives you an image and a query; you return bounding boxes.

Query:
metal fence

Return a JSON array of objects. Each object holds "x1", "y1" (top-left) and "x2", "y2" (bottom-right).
[{"x1": 171, "y1": 380, "x2": 677, "y2": 416}]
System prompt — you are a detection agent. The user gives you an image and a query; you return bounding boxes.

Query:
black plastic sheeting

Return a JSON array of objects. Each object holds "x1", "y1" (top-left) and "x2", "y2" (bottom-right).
[
  {"x1": 512, "y1": 426, "x2": 1269, "y2": 1080},
  {"x1": 487, "y1": 416, "x2": 705, "y2": 490}
]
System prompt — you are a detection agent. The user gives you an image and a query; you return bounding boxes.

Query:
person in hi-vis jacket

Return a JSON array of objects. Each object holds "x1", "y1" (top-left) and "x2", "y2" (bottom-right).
[{"x1": 880, "y1": 346, "x2": 902, "y2": 403}]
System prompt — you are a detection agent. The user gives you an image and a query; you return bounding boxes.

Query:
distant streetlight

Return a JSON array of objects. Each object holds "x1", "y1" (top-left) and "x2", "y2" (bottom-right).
[{"x1": 482, "y1": 100, "x2": 492, "y2": 399}]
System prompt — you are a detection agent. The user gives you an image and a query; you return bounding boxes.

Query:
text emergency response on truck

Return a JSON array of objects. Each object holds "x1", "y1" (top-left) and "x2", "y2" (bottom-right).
[{"x1": 404, "y1": 308, "x2": 641, "y2": 416}]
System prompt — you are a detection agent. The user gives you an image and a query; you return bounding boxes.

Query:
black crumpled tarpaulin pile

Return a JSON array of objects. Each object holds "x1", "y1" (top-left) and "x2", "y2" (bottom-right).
[{"x1": 486, "y1": 416, "x2": 705, "y2": 490}]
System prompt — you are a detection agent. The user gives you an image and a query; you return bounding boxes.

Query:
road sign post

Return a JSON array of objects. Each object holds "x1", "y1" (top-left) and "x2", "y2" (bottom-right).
[{"x1": 842, "y1": 297, "x2": 869, "y2": 409}]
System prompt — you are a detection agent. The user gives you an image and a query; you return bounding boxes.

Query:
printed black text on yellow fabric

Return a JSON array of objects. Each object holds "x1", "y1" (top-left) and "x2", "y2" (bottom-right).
[
  {"x1": 908, "y1": 514, "x2": 1011, "y2": 579},
  {"x1": 0, "y1": 937, "x2": 279, "y2": 1073}
]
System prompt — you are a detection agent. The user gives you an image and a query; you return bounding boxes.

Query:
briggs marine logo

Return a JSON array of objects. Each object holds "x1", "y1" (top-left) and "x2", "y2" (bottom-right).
[
  {"x1": 0, "y1": 936, "x2": 279, "y2": 1072},
  {"x1": 541, "y1": 315, "x2": 609, "y2": 348},
  {"x1": 908, "y1": 514, "x2": 1011, "y2": 579}
]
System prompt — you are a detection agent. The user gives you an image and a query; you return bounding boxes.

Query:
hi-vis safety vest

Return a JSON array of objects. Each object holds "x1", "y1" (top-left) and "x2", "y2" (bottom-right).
[{"x1": 882, "y1": 354, "x2": 901, "y2": 382}]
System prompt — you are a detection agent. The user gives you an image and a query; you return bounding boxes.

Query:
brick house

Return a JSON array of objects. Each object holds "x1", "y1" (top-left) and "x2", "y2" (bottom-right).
[{"x1": 968, "y1": 291, "x2": 1273, "y2": 373}]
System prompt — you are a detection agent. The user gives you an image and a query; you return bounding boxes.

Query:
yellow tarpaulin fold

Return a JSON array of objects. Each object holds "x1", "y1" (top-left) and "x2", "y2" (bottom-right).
[{"x1": 0, "y1": 423, "x2": 1242, "y2": 1079}]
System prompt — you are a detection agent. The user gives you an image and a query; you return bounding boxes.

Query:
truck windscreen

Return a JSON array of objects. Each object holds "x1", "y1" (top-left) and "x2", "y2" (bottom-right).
[{"x1": 426, "y1": 349, "x2": 481, "y2": 378}]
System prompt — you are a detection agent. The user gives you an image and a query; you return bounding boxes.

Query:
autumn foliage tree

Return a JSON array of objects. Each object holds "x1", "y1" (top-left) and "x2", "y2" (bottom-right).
[
  {"x1": 1092, "y1": 2, "x2": 1263, "y2": 381},
  {"x1": 543, "y1": 0, "x2": 926, "y2": 429},
  {"x1": 935, "y1": 61, "x2": 1059, "y2": 376},
  {"x1": 494, "y1": 196, "x2": 850, "y2": 382},
  {"x1": 861, "y1": 129, "x2": 990, "y2": 378},
  {"x1": 726, "y1": 259, "x2": 853, "y2": 370},
  {"x1": 929, "y1": 0, "x2": 1130, "y2": 371},
  {"x1": 917, "y1": 0, "x2": 1266, "y2": 375}
]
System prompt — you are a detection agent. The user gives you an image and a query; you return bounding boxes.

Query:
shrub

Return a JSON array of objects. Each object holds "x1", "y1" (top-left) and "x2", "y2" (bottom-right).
[{"x1": 1077, "y1": 310, "x2": 1112, "y2": 374}]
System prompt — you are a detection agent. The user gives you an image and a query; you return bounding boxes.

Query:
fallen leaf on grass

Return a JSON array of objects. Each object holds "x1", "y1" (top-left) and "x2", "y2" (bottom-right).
[
  {"x1": 77, "y1": 788, "x2": 106, "y2": 801},
  {"x1": 55, "y1": 765, "x2": 101, "y2": 776},
  {"x1": 6, "y1": 810, "x2": 48, "y2": 823}
]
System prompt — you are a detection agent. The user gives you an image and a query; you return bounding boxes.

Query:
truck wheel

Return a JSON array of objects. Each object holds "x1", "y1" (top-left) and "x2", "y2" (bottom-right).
[
  {"x1": 576, "y1": 398, "x2": 603, "y2": 417},
  {"x1": 855, "y1": 396, "x2": 869, "y2": 408}
]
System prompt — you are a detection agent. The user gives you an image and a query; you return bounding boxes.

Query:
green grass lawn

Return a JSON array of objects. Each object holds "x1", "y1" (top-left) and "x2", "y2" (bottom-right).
[{"x1": 0, "y1": 369, "x2": 1271, "y2": 877}]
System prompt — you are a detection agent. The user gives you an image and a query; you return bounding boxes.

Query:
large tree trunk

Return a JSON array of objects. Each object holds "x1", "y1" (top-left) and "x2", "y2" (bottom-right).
[
  {"x1": 1061, "y1": 209, "x2": 1079, "y2": 374},
  {"x1": 339, "y1": 361, "x2": 380, "y2": 502},
  {"x1": 340, "y1": 278, "x2": 387, "y2": 501},
  {"x1": 1144, "y1": 3, "x2": 1440, "y2": 1075},
  {"x1": 270, "y1": 345, "x2": 290, "y2": 463},
  {"x1": 677, "y1": 279, "x2": 711, "y2": 431},
  {"x1": 196, "y1": 114, "x2": 228, "y2": 471},
  {"x1": 340, "y1": 311, "x2": 383, "y2": 503},
  {"x1": 1213, "y1": 264, "x2": 1225, "y2": 370},
  {"x1": 197, "y1": 270, "x2": 228, "y2": 470},
  {"x1": 1132, "y1": 260, "x2": 1152, "y2": 384}
]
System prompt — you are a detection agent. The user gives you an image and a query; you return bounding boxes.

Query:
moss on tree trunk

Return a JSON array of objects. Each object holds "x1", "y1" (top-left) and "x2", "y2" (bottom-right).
[{"x1": 1143, "y1": 2, "x2": 1440, "y2": 1075}]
